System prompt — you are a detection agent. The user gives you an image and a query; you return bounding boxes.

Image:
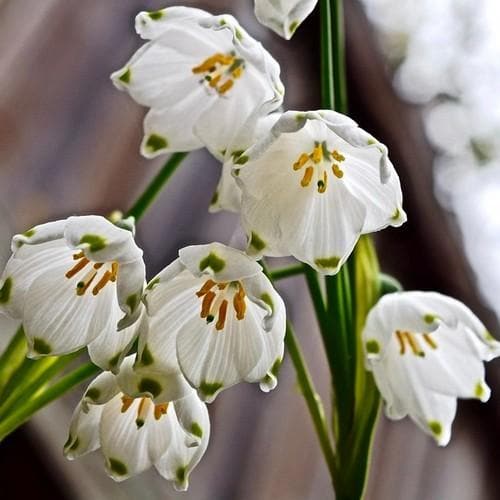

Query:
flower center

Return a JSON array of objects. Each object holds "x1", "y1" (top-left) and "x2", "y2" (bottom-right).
[
  {"x1": 394, "y1": 330, "x2": 438, "y2": 357},
  {"x1": 192, "y1": 52, "x2": 245, "y2": 95},
  {"x1": 121, "y1": 395, "x2": 168, "y2": 429},
  {"x1": 195, "y1": 279, "x2": 247, "y2": 331},
  {"x1": 65, "y1": 251, "x2": 118, "y2": 297},
  {"x1": 292, "y1": 141, "x2": 346, "y2": 193}
]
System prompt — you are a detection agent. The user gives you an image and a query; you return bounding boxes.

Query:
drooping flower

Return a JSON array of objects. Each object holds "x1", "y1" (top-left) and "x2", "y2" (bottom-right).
[
  {"x1": 236, "y1": 110, "x2": 406, "y2": 274},
  {"x1": 64, "y1": 357, "x2": 209, "y2": 491},
  {"x1": 0, "y1": 215, "x2": 145, "y2": 367},
  {"x1": 137, "y1": 242, "x2": 286, "y2": 402},
  {"x1": 111, "y1": 6, "x2": 284, "y2": 161},
  {"x1": 254, "y1": 0, "x2": 318, "y2": 39},
  {"x1": 363, "y1": 291, "x2": 500, "y2": 446}
]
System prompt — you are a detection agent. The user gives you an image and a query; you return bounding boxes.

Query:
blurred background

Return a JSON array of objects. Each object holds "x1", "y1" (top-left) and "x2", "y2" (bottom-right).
[{"x1": 1, "y1": 0, "x2": 499, "y2": 498}]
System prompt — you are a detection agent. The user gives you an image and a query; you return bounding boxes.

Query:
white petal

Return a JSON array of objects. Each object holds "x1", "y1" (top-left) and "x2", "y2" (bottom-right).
[
  {"x1": 82, "y1": 370, "x2": 120, "y2": 411},
  {"x1": 179, "y1": 242, "x2": 262, "y2": 282},
  {"x1": 0, "y1": 240, "x2": 70, "y2": 318},
  {"x1": 64, "y1": 402, "x2": 103, "y2": 459},
  {"x1": 173, "y1": 390, "x2": 210, "y2": 447},
  {"x1": 100, "y1": 394, "x2": 170, "y2": 481},
  {"x1": 209, "y1": 162, "x2": 242, "y2": 213},
  {"x1": 11, "y1": 219, "x2": 66, "y2": 253},
  {"x1": 88, "y1": 307, "x2": 146, "y2": 373},
  {"x1": 176, "y1": 304, "x2": 265, "y2": 402},
  {"x1": 64, "y1": 215, "x2": 142, "y2": 264},
  {"x1": 115, "y1": 259, "x2": 145, "y2": 330},
  {"x1": 254, "y1": 0, "x2": 318, "y2": 39},
  {"x1": 23, "y1": 252, "x2": 118, "y2": 357},
  {"x1": 155, "y1": 402, "x2": 210, "y2": 491},
  {"x1": 134, "y1": 6, "x2": 210, "y2": 41}
]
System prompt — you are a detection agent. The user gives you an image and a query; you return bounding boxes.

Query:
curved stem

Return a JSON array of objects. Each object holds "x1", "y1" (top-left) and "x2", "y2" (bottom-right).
[
  {"x1": 0, "y1": 362, "x2": 100, "y2": 442},
  {"x1": 320, "y1": 0, "x2": 335, "y2": 110},
  {"x1": 126, "y1": 152, "x2": 188, "y2": 222},
  {"x1": 331, "y1": 0, "x2": 347, "y2": 114}
]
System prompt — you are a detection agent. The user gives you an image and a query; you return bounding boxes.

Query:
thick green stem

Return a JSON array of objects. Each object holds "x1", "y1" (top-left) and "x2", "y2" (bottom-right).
[
  {"x1": 126, "y1": 152, "x2": 188, "y2": 222},
  {"x1": 0, "y1": 362, "x2": 100, "y2": 442},
  {"x1": 0, "y1": 327, "x2": 26, "y2": 397},
  {"x1": 331, "y1": 0, "x2": 348, "y2": 114},
  {"x1": 320, "y1": 0, "x2": 335, "y2": 110}
]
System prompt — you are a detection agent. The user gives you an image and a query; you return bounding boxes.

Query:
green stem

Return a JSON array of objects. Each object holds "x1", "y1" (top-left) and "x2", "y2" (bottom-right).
[
  {"x1": 0, "y1": 352, "x2": 81, "y2": 420},
  {"x1": 0, "y1": 327, "x2": 26, "y2": 397},
  {"x1": 331, "y1": 0, "x2": 348, "y2": 114},
  {"x1": 126, "y1": 152, "x2": 188, "y2": 222},
  {"x1": 320, "y1": 0, "x2": 335, "y2": 110},
  {"x1": 0, "y1": 362, "x2": 100, "y2": 442},
  {"x1": 269, "y1": 264, "x2": 305, "y2": 281},
  {"x1": 284, "y1": 323, "x2": 337, "y2": 484}
]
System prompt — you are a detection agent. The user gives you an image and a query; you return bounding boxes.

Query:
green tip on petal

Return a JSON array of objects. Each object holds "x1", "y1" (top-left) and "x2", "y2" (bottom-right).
[
  {"x1": 23, "y1": 228, "x2": 36, "y2": 238},
  {"x1": 145, "y1": 134, "x2": 168, "y2": 153},
  {"x1": 146, "y1": 277, "x2": 160, "y2": 291},
  {"x1": 314, "y1": 256, "x2": 340, "y2": 270},
  {"x1": 199, "y1": 252, "x2": 225, "y2": 273},
  {"x1": 260, "y1": 292, "x2": 274, "y2": 313},
  {"x1": 118, "y1": 68, "x2": 131, "y2": 84},
  {"x1": 176, "y1": 465, "x2": 187, "y2": 483},
  {"x1": 190, "y1": 422, "x2": 203, "y2": 439},
  {"x1": 391, "y1": 208, "x2": 401, "y2": 221},
  {"x1": 234, "y1": 154, "x2": 249, "y2": 165},
  {"x1": 428, "y1": 420, "x2": 442, "y2": 437},
  {"x1": 210, "y1": 191, "x2": 219, "y2": 206},
  {"x1": 249, "y1": 232, "x2": 266, "y2": 252},
  {"x1": 108, "y1": 458, "x2": 128, "y2": 476},
  {"x1": 0, "y1": 277, "x2": 12, "y2": 304},
  {"x1": 199, "y1": 381, "x2": 223, "y2": 398},
  {"x1": 85, "y1": 387, "x2": 101, "y2": 401},
  {"x1": 126, "y1": 293, "x2": 139, "y2": 313},
  {"x1": 475, "y1": 382, "x2": 486, "y2": 399},
  {"x1": 289, "y1": 21, "x2": 299, "y2": 34},
  {"x1": 138, "y1": 377, "x2": 162, "y2": 398},
  {"x1": 148, "y1": 10, "x2": 164, "y2": 20},
  {"x1": 365, "y1": 339, "x2": 380, "y2": 354},
  {"x1": 33, "y1": 337, "x2": 52, "y2": 355},
  {"x1": 139, "y1": 344, "x2": 154, "y2": 366},
  {"x1": 79, "y1": 234, "x2": 107, "y2": 252}
]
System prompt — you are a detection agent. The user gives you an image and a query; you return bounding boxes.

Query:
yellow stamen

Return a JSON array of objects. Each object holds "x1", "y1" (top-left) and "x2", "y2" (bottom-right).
[
  {"x1": 293, "y1": 153, "x2": 310, "y2": 170},
  {"x1": 154, "y1": 403, "x2": 169, "y2": 420},
  {"x1": 110, "y1": 262, "x2": 118, "y2": 282},
  {"x1": 312, "y1": 144, "x2": 323, "y2": 163},
  {"x1": 209, "y1": 74, "x2": 222, "y2": 88},
  {"x1": 121, "y1": 395, "x2": 134, "y2": 413},
  {"x1": 92, "y1": 270, "x2": 112, "y2": 296},
  {"x1": 196, "y1": 279, "x2": 216, "y2": 297},
  {"x1": 332, "y1": 164, "x2": 344, "y2": 178},
  {"x1": 395, "y1": 330, "x2": 406, "y2": 355},
  {"x1": 404, "y1": 331, "x2": 424, "y2": 356},
  {"x1": 216, "y1": 299, "x2": 228, "y2": 330},
  {"x1": 93, "y1": 262, "x2": 103, "y2": 269},
  {"x1": 423, "y1": 333, "x2": 438, "y2": 350},
  {"x1": 201, "y1": 291, "x2": 216, "y2": 318},
  {"x1": 332, "y1": 150, "x2": 345, "y2": 162},
  {"x1": 76, "y1": 268, "x2": 98, "y2": 296},
  {"x1": 192, "y1": 53, "x2": 234, "y2": 73},
  {"x1": 317, "y1": 171, "x2": 328, "y2": 193},
  {"x1": 65, "y1": 257, "x2": 89, "y2": 279},
  {"x1": 301, "y1": 166, "x2": 314, "y2": 187},
  {"x1": 218, "y1": 79, "x2": 234, "y2": 94},
  {"x1": 233, "y1": 285, "x2": 246, "y2": 320},
  {"x1": 232, "y1": 66, "x2": 243, "y2": 79}
]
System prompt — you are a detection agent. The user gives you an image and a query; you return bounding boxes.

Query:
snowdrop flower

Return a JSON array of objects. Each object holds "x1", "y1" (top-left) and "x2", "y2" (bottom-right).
[
  {"x1": 64, "y1": 357, "x2": 209, "y2": 490},
  {"x1": 363, "y1": 291, "x2": 500, "y2": 446},
  {"x1": 0, "y1": 216, "x2": 145, "y2": 367},
  {"x1": 254, "y1": 0, "x2": 318, "y2": 39},
  {"x1": 210, "y1": 109, "x2": 281, "y2": 213},
  {"x1": 236, "y1": 110, "x2": 406, "y2": 274},
  {"x1": 137, "y1": 242, "x2": 286, "y2": 402},
  {"x1": 111, "y1": 6, "x2": 284, "y2": 161}
]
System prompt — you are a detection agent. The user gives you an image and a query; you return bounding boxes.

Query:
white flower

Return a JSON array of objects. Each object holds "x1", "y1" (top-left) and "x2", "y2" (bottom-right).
[
  {"x1": 0, "y1": 216, "x2": 145, "y2": 367},
  {"x1": 138, "y1": 242, "x2": 286, "y2": 402},
  {"x1": 363, "y1": 291, "x2": 500, "y2": 446},
  {"x1": 210, "y1": 109, "x2": 282, "y2": 213},
  {"x1": 111, "y1": 6, "x2": 284, "y2": 161},
  {"x1": 254, "y1": 0, "x2": 318, "y2": 39},
  {"x1": 236, "y1": 110, "x2": 406, "y2": 274},
  {"x1": 64, "y1": 357, "x2": 209, "y2": 491}
]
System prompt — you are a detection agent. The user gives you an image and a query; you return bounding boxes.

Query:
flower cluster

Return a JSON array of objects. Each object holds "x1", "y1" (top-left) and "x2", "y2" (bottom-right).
[{"x1": 1, "y1": 2, "x2": 498, "y2": 492}]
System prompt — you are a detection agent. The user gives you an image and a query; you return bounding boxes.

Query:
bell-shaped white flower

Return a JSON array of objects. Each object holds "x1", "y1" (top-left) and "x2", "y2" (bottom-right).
[
  {"x1": 111, "y1": 6, "x2": 284, "y2": 161},
  {"x1": 236, "y1": 110, "x2": 406, "y2": 274},
  {"x1": 138, "y1": 242, "x2": 286, "y2": 402},
  {"x1": 254, "y1": 0, "x2": 318, "y2": 39},
  {"x1": 210, "y1": 109, "x2": 282, "y2": 213},
  {"x1": 64, "y1": 357, "x2": 209, "y2": 491},
  {"x1": 0, "y1": 216, "x2": 145, "y2": 366},
  {"x1": 363, "y1": 291, "x2": 500, "y2": 446}
]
